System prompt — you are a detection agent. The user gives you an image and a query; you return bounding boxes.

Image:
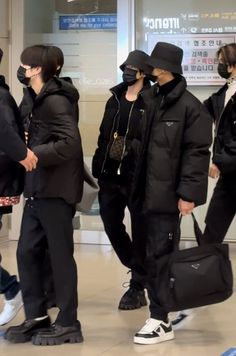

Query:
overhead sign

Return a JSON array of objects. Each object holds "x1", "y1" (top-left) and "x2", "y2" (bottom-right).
[{"x1": 59, "y1": 14, "x2": 117, "y2": 30}]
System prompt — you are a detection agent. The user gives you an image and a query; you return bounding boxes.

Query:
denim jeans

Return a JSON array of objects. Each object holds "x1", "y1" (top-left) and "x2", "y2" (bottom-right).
[
  {"x1": 0, "y1": 213, "x2": 20, "y2": 300},
  {"x1": 0, "y1": 265, "x2": 20, "y2": 300}
]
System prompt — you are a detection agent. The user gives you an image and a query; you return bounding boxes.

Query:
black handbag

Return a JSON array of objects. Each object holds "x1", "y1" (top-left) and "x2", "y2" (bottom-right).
[{"x1": 155, "y1": 213, "x2": 233, "y2": 311}]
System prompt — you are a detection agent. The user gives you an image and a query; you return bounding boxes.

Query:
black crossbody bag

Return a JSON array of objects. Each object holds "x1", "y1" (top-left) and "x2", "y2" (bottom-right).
[{"x1": 155, "y1": 213, "x2": 233, "y2": 311}]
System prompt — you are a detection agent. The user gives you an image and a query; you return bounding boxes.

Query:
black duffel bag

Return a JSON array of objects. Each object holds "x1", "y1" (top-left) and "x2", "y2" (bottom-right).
[{"x1": 155, "y1": 213, "x2": 233, "y2": 311}]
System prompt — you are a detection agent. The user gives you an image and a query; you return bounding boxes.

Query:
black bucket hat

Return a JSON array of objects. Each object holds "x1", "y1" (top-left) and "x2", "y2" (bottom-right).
[
  {"x1": 120, "y1": 50, "x2": 151, "y2": 74},
  {"x1": 147, "y1": 42, "x2": 183, "y2": 74}
]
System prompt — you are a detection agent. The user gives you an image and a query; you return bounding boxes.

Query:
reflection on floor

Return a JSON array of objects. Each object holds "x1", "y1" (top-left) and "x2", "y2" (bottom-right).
[{"x1": 0, "y1": 240, "x2": 236, "y2": 356}]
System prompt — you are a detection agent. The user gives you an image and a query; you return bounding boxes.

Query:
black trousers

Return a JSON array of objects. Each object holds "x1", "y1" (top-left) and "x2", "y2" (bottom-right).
[
  {"x1": 145, "y1": 213, "x2": 179, "y2": 321},
  {"x1": 98, "y1": 181, "x2": 146, "y2": 288},
  {"x1": 17, "y1": 198, "x2": 78, "y2": 326},
  {"x1": 204, "y1": 176, "x2": 236, "y2": 243}
]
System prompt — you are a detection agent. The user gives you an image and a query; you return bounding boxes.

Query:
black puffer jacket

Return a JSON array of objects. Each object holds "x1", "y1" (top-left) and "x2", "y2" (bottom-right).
[
  {"x1": 132, "y1": 77, "x2": 212, "y2": 214},
  {"x1": 92, "y1": 81, "x2": 149, "y2": 181},
  {"x1": 204, "y1": 85, "x2": 236, "y2": 175},
  {"x1": 19, "y1": 76, "x2": 78, "y2": 130},
  {"x1": 25, "y1": 77, "x2": 84, "y2": 204},
  {"x1": 0, "y1": 75, "x2": 25, "y2": 198}
]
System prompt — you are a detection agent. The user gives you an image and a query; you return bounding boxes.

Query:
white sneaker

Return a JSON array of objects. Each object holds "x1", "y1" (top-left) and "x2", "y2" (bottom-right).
[
  {"x1": 134, "y1": 318, "x2": 174, "y2": 345},
  {"x1": 0, "y1": 291, "x2": 23, "y2": 326},
  {"x1": 171, "y1": 309, "x2": 194, "y2": 330}
]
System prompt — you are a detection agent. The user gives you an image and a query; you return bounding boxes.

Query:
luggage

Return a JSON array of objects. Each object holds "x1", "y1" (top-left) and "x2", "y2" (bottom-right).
[{"x1": 155, "y1": 214, "x2": 233, "y2": 311}]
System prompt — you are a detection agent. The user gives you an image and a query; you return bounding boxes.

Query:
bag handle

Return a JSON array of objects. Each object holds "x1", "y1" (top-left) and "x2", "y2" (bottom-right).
[{"x1": 176, "y1": 213, "x2": 203, "y2": 248}]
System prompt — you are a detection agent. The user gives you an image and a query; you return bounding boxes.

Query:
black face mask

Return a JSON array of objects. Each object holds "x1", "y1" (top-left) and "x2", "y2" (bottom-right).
[
  {"x1": 122, "y1": 68, "x2": 138, "y2": 86},
  {"x1": 17, "y1": 66, "x2": 31, "y2": 86},
  {"x1": 217, "y1": 63, "x2": 230, "y2": 79}
]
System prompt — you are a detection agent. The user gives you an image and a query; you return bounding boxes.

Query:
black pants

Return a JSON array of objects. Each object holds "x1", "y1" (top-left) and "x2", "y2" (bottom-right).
[
  {"x1": 145, "y1": 213, "x2": 179, "y2": 321},
  {"x1": 17, "y1": 198, "x2": 78, "y2": 326},
  {"x1": 98, "y1": 181, "x2": 146, "y2": 288},
  {"x1": 204, "y1": 177, "x2": 236, "y2": 243}
]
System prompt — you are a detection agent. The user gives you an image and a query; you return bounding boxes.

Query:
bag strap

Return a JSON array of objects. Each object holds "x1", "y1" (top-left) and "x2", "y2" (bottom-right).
[{"x1": 176, "y1": 213, "x2": 203, "y2": 248}]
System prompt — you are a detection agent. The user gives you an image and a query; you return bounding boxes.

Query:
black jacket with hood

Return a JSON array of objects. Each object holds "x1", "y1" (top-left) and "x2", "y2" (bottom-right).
[
  {"x1": 0, "y1": 75, "x2": 25, "y2": 199},
  {"x1": 132, "y1": 76, "x2": 212, "y2": 214},
  {"x1": 204, "y1": 84, "x2": 236, "y2": 176},
  {"x1": 92, "y1": 81, "x2": 150, "y2": 183},
  {"x1": 25, "y1": 77, "x2": 83, "y2": 204}
]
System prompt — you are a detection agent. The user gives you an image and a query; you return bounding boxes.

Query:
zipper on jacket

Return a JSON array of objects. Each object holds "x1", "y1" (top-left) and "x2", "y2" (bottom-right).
[
  {"x1": 100, "y1": 91, "x2": 120, "y2": 174},
  {"x1": 117, "y1": 101, "x2": 135, "y2": 175},
  {"x1": 215, "y1": 96, "x2": 234, "y2": 138}
]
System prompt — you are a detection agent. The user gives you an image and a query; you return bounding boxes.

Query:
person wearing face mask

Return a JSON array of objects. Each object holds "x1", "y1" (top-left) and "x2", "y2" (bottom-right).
[
  {"x1": 5, "y1": 45, "x2": 84, "y2": 346},
  {"x1": 131, "y1": 42, "x2": 212, "y2": 345},
  {"x1": 0, "y1": 47, "x2": 38, "y2": 327},
  {"x1": 172, "y1": 43, "x2": 236, "y2": 330},
  {"x1": 18, "y1": 45, "x2": 77, "y2": 310},
  {"x1": 92, "y1": 50, "x2": 152, "y2": 310}
]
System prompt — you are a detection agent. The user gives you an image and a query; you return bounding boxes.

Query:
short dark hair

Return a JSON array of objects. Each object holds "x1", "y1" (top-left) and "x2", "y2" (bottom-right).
[
  {"x1": 49, "y1": 46, "x2": 64, "y2": 76},
  {"x1": 20, "y1": 45, "x2": 58, "y2": 82},
  {"x1": 217, "y1": 43, "x2": 236, "y2": 66},
  {"x1": 0, "y1": 48, "x2": 3, "y2": 63}
]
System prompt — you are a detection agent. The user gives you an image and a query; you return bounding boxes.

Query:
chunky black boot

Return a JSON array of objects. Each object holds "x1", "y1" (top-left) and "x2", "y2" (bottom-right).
[
  {"x1": 32, "y1": 321, "x2": 83, "y2": 346},
  {"x1": 118, "y1": 284, "x2": 147, "y2": 310},
  {"x1": 5, "y1": 316, "x2": 51, "y2": 343}
]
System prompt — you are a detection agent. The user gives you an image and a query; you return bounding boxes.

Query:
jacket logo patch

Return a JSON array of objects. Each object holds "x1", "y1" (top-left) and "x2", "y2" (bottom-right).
[
  {"x1": 191, "y1": 263, "x2": 200, "y2": 270},
  {"x1": 165, "y1": 121, "x2": 174, "y2": 127}
]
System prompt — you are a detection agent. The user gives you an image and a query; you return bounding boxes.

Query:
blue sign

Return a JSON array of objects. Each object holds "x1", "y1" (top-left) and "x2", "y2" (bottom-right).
[
  {"x1": 59, "y1": 14, "x2": 117, "y2": 30},
  {"x1": 221, "y1": 348, "x2": 236, "y2": 356}
]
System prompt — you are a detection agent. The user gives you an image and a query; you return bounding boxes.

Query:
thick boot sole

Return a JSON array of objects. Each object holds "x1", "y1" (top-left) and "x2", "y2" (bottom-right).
[
  {"x1": 5, "y1": 333, "x2": 33, "y2": 343},
  {"x1": 32, "y1": 331, "x2": 84, "y2": 346}
]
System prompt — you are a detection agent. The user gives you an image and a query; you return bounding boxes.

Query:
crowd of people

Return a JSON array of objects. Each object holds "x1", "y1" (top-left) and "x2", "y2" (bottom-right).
[{"x1": 0, "y1": 40, "x2": 236, "y2": 347}]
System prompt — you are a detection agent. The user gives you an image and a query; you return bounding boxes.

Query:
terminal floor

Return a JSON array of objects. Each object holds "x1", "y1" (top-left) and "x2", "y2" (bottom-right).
[{"x1": 0, "y1": 240, "x2": 235, "y2": 356}]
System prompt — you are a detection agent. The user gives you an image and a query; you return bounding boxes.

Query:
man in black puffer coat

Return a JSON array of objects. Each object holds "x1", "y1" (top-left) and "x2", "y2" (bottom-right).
[
  {"x1": 5, "y1": 45, "x2": 84, "y2": 346},
  {"x1": 132, "y1": 42, "x2": 212, "y2": 346}
]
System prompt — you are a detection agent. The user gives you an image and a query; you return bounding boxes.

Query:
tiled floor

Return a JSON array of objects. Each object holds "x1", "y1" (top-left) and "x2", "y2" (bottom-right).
[{"x1": 0, "y1": 240, "x2": 236, "y2": 356}]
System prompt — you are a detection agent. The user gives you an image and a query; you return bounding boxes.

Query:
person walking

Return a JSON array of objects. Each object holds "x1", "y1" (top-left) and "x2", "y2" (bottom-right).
[
  {"x1": 92, "y1": 50, "x2": 151, "y2": 310},
  {"x1": 0, "y1": 47, "x2": 37, "y2": 325},
  {"x1": 5, "y1": 45, "x2": 84, "y2": 346},
  {"x1": 131, "y1": 42, "x2": 212, "y2": 345}
]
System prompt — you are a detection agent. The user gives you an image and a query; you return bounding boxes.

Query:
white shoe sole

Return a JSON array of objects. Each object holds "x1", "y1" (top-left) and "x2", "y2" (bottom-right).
[{"x1": 134, "y1": 331, "x2": 174, "y2": 345}]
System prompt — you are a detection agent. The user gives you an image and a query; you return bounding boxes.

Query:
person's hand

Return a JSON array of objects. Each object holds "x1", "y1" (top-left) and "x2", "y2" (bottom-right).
[
  {"x1": 178, "y1": 198, "x2": 195, "y2": 216},
  {"x1": 209, "y1": 163, "x2": 220, "y2": 179},
  {"x1": 19, "y1": 148, "x2": 38, "y2": 171}
]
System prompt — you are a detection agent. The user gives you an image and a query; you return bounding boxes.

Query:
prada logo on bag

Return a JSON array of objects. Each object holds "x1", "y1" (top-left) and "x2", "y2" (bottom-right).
[
  {"x1": 191, "y1": 263, "x2": 200, "y2": 270},
  {"x1": 165, "y1": 121, "x2": 174, "y2": 127}
]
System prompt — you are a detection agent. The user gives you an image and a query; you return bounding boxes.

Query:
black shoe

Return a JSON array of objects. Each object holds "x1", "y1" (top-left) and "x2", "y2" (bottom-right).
[
  {"x1": 32, "y1": 321, "x2": 83, "y2": 346},
  {"x1": 118, "y1": 287, "x2": 147, "y2": 310},
  {"x1": 4, "y1": 316, "x2": 51, "y2": 343}
]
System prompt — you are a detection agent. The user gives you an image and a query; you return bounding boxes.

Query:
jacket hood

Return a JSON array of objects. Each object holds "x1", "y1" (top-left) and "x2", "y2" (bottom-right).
[
  {"x1": 36, "y1": 77, "x2": 79, "y2": 104},
  {"x1": 0, "y1": 75, "x2": 9, "y2": 91}
]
